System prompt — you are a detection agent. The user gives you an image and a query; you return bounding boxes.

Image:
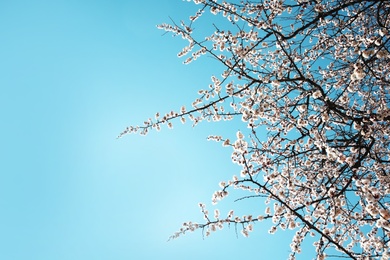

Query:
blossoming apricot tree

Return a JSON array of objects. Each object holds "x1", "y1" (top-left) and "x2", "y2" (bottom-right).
[{"x1": 120, "y1": 0, "x2": 390, "y2": 259}]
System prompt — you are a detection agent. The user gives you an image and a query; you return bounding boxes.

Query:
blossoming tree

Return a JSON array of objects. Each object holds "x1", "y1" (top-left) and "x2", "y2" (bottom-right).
[{"x1": 120, "y1": 0, "x2": 390, "y2": 259}]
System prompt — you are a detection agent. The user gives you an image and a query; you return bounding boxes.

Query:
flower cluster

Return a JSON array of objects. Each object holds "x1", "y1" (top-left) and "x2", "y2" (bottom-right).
[{"x1": 122, "y1": 0, "x2": 390, "y2": 259}]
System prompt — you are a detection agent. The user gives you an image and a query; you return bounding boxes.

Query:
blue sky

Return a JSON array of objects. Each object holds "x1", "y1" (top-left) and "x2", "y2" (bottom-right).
[{"x1": 0, "y1": 1, "x2": 309, "y2": 259}]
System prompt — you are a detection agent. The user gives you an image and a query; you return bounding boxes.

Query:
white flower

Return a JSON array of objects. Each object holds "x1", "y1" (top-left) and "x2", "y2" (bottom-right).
[
  {"x1": 297, "y1": 105, "x2": 307, "y2": 113},
  {"x1": 247, "y1": 224, "x2": 253, "y2": 232},
  {"x1": 377, "y1": 50, "x2": 388, "y2": 59},
  {"x1": 214, "y1": 209, "x2": 220, "y2": 219},
  {"x1": 354, "y1": 68, "x2": 365, "y2": 80},
  {"x1": 321, "y1": 113, "x2": 329, "y2": 122},
  {"x1": 288, "y1": 220, "x2": 296, "y2": 230},
  {"x1": 379, "y1": 209, "x2": 390, "y2": 220},
  {"x1": 317, "y1": 254, "x2": 326, "y2": 260},
  {"x1": 362, "y1": 50, "x2": 373, "y2": 58},
  {"x1": 312, "y1": 90, "x2": 322, "y2": 99},
  {"x1": 379, "y1": 28, "x2": 388, "y2": 36},
  {"x1": 236, "y1": 131, "x2": 244, "y2": 140},
  {"x1": 271, "y1": 80, "x2": 281, "y2": 87},
  {"x1": 241, "y1": 229, "x2": 249, "y2": 237}
]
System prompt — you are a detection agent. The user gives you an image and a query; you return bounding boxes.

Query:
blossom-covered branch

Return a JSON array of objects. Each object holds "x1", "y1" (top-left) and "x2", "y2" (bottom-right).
[{"x1": 121, "y1": 0, "x2": 390, "y2": 259}]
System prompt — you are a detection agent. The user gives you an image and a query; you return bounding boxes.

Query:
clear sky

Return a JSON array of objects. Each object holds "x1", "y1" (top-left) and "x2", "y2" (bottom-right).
[{"x1": 0, "y1": 1, "x2": 308, "y2": 259}]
